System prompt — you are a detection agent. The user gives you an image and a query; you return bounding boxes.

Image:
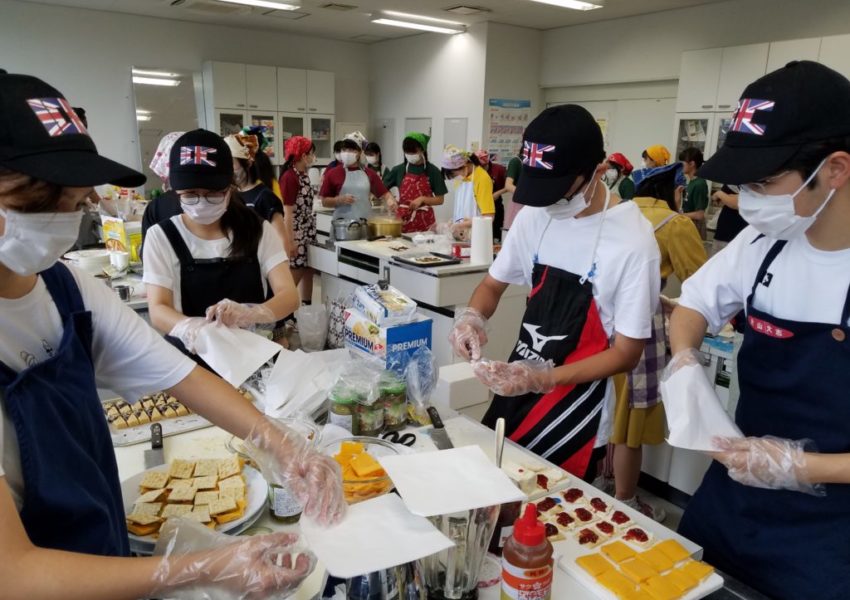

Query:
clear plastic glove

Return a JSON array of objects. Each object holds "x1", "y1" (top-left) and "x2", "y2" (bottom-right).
[
  {"x1": 169, "y1": 317, "x2": 208, "y2": 354},
  {"x1": 711, "y1": 436, "x2": 824, "y2": 496},
  {"x1": 472, "y1": 359, "x2": 557, "y2": 397},
  {"x1": 661, "y1": 347, "x2": 704, "y2": 381},
  {"x1": 244, "y1": 418, "x2": 346, "y2": 526},
  {"x1": 448, "y1": 307, "x2": 488, "y2": 361},
  {"x1": 151, "y1": 519, "x2": 315, "y2": 600},
  {"x1": 206, "y1": 299, "x2": 276, "y2": 329}
]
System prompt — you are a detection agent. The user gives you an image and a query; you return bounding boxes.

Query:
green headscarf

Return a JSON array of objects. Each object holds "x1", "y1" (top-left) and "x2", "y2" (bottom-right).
[{"x1": 404, "y1": 131, "x2": 430, "y2": 150}]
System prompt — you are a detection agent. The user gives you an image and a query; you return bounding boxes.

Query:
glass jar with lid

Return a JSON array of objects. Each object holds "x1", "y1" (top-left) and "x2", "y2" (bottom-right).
[{"x1": 379, "y1": 371, "x2": 408, "y2": 432}]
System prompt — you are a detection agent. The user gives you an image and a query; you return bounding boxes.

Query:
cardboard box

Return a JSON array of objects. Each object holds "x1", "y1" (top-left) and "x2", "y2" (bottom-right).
[
  {"x1": 352, "y1": 284, "x2": 417, "y2": 326},
  {"x1": 343, "y1": 309, "x2": 432, "y2": 372}
]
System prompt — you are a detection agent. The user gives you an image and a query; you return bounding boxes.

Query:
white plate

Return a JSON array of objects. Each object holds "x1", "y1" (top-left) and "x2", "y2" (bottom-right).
[
  {"x1": 64, "y1": 249, "x2": 110, "y2": 261},
  {"x1": 121, "y1": 464, "x2": 268, "y2": 555}
]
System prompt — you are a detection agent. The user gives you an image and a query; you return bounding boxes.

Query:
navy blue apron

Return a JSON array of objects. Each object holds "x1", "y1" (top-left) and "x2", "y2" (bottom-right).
[
  {"x1": 679, "y1": 240, "x2": 850, "y2": 600},
  {"x1": 0, "y1": 263, "x2": 129, "y2": 555},
  {"x1": 159, "y1": 218, "x2": 266, "y2": 366}
]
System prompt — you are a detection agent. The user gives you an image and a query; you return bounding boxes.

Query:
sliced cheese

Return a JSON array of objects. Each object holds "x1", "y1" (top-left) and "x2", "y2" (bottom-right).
[
  {"x1": 600, "y1": 540, "x2": 637, "y2": 564},
  {"x1": 350, "y1": 452, "x2": 384, "y2": 478},
  {"x1": 575, "y1": 553, "x2": 612, "y2": 578}
]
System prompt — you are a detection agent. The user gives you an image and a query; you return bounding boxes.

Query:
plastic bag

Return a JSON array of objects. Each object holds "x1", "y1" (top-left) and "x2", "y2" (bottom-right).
[
  {"x1": 151, "y1": 518, "x2": 317, "y2": 600},
  {"x1": 405, "y1": 346, "x2": 438, "y2": 425},
  {"x1": 326, "y1": 293, "x2": 352, "y2": 350},
  {"x1": 296, "y1": 304, "x2": 330, "y2": 351}
]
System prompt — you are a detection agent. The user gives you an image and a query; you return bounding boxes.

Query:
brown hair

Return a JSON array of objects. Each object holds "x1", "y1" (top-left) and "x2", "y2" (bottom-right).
[{"x1": 0, "y1": 168, "x2": 64, "y2": 213}]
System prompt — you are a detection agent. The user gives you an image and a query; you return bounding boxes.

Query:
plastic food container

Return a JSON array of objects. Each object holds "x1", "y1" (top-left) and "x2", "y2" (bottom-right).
[{"x1": 322, "y1": 436, "x2": 400, "y2": 504}]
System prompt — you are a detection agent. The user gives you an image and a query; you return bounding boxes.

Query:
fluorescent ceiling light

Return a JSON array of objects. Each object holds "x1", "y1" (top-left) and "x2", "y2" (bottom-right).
[
  {"x1": 382, "y1": 10, "x2": 464, "y2": 26},
  {"x1": 136, "y1": 114, "x2": 152, "y2": 122},
  {"x1": 133, "y1": 76, "x2": 181, "y2": 87},
  {"x1": 135, "y1": 108, "x2": 151, "y2": 114},
  {"x1": 217, "y1": 0, "x2": 300, "y2": 10},
  {"x1": 131, "y1": 69, "x2": 180, "y2": 78},
  {"x1": 529, "y1": 0, "x2": 601, "y2": 10},
  {"x1": 372, "y1": 18, "x2": 465, "y2": 34}
]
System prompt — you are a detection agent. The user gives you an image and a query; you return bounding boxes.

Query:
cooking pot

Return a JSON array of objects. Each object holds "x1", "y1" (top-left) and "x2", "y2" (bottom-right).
[
  {"x1": 367, "y1": 215, "x2": 403, "y2": 239},
  {"x1": 333, "y1": 218, "x2": 368, "y2": 241}
]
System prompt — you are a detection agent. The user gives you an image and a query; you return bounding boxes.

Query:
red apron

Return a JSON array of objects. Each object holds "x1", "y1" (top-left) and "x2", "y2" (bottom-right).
[{"x1": 397, "y1": 167, "x2": 437, "y2": 234}]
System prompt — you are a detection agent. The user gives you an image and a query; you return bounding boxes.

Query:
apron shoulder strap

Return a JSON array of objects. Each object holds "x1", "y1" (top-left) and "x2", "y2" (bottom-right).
[
  {"x1": 749, "y1": 239, "x2": 788, "y2": 299},
  {"x1": 40, "y1": 262, "x2": 85, "y2": 319},
  {"x1": 653, "y1": 213, "x2": 677, "y2": 232},
  {"x1": 159, "y1": 218, "x2": 195, "y2": 266}
]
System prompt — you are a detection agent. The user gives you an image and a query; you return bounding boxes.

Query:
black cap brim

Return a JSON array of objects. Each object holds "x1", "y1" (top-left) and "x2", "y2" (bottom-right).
[
  {"x1": 2, "y1": 150, "x2": 146, "y2": 188},
  {"x1": 698, "y1": 143, "x2": 799, "y2": 185},
  {"x1": 513, "y1": 171, "x2": 580, "y2": 207}
]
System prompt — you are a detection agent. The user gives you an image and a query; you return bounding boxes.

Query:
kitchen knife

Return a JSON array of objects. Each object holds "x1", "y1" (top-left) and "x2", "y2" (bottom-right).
[
  {"x1": 144, "y1": 423, "x2": 165, "y2": 469},
  {"x1": 426, "y1": 406, "x2": 454, "y2": 450}
]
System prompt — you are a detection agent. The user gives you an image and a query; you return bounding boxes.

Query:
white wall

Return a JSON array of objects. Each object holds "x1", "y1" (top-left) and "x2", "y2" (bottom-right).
[
  {"x1": 0, "y1": 0, "x2": 370, "y2": 174},
  {"x1": 369, "y1": 24, "x2": 488, "y2": 222},
  {"x1": 482, "y1": 23, "x2": 542, "y2": 157},
  {"x1": 541, "y1": 0, "x2": 850, "y2": 88}
]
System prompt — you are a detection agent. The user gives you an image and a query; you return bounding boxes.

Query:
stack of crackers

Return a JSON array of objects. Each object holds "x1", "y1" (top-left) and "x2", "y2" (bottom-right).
[{"x1": 126, "y1": 456, "x2": 248, "y2": 537}]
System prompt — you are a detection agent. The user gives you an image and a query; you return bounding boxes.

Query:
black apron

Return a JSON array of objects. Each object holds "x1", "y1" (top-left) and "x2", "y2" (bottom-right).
[
  {"x1": 483, "y1": 262, "x2": 610, "y2": 478},
  {"x1": 679, "y1": 240, "x2": 850, "y2": 600},
  {"x1": 160, "y1": 218, "x2": 266, "y2": 364},
  {"x1": 0, "y1": 263, "x2": 129, "y2": 555}
]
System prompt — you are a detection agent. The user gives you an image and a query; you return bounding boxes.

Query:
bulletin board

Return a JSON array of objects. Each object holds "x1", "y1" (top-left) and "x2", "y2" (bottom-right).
[{"x1": 487, "y1": 98, "x2": 531, "y2": 164}]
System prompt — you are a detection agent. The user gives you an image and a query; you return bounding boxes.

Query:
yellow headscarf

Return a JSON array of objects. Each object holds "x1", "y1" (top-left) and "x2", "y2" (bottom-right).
[{"x1": 645, "y1": 144, "x2": 671, "y2": 166}]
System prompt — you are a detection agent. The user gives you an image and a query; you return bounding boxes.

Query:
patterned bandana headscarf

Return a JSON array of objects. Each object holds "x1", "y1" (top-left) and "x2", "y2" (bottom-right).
[
  {"x1": 224, "y1": 134, "x2": 259, "y2": 161},
  {"x1": 285, "y1": 136, "x2": 313, "y2": 162},
  {"x1": 441, "y1": 145, "x2": 469, "y2": 170},
  {"x1": 149, "y1": 131, "x2": 185, "y2": 182}
]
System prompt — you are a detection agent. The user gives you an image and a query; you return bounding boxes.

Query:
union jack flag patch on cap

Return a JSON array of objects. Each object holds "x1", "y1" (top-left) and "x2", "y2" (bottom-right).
[
  {"x1": 180, "y1": 146, "x2": 217, "y2": 167},
  {"x1": 731, "y1": 98, "x2": 775, "y2": 136},
  {"x1": 27, "y1": 98, "x2": 88, "y2": 137},
  {"x1": 521, "y1": 141, "x2": 556, "y2": 170}
]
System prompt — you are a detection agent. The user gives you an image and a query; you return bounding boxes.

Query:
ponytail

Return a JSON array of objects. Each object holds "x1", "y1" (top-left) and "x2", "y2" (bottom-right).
[{"x1": 221, "y1": 190, "x2": 263, "y2": 258}]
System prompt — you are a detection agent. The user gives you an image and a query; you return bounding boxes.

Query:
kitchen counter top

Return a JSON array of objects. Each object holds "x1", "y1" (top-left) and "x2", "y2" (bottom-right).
[
  {"x1": 331, "y1": 238, "x2": 494, "y2": 277},
  {"x1": 113, "y1": 405, "x2": 764, "y2": 599}
]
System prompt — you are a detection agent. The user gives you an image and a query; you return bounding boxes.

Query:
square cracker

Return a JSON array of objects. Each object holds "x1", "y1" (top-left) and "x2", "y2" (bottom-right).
[
  {"x1": 132, "y1": 502, "x2": 163, "y2": 517},
  {"x1": 126, "y1": 513, "x2": 162, "y2": 525},
  {"x1": 218, "y1": 475, "x2": 246, "y2": 489},
  {"x1": 186, "y1": 506, "x2": 212, "y2": 523},
  {"x1": 136, "y1": 488, "x2": 167, "y2": 504},
  {"x1": 167, "y1": 486, "x2": 198, "y2": 503},
  {"x1": 194, "y1": 491, "x2": 221, "y2": 506},
  {"x1": 169, "y1": 459, "x2": 196, "y2": 480},
  {"x1": 193, "y1": 475, "x2": 219, "y2": 490},
  {"x1": 219, "y1": 486, "x2": 246, "y2": 502},
  {"x1": 139, "y1": 470, "x2": 170, "y2": 490},
  {"x1": 194, "y1": 459, "x2": 220, "y2": 478},
  {"x1": 218, "y1": 456, "x2": 242, "y2": 480},
  {"x1": 161, "y1": 504, "x2": 194, "y2": 519},
  {"x1": 208, "y1": 497, "x2": 238, "y2": 516}
]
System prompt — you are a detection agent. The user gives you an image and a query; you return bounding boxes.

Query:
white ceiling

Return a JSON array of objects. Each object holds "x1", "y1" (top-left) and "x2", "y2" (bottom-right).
[{"x1": 18, "y1": 0, "x2": 732, "y2": 43}]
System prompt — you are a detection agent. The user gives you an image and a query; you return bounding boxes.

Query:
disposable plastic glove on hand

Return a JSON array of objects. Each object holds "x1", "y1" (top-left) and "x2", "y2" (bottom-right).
[
  {"x1": 244, "y1": 417, "x2": 346, "y2": 526},
  {"x1": 168, "y1": 317, "x2": 208, "y2": 354},
  {"x1": 472, "y1": 359, "x2": 556, "y2": 397},
  {"x1": 712, "y1": 435, "x2": 824, "y2": 496},
  {"x1": 448, "y1": 307, "x2": 488, "y2": 361},
  {"x1": 151, "y1": 519, "x2": 316, "y2": 600},
  {"x1": 206, "y1": 299, "x2": 276, "y2": 328}
]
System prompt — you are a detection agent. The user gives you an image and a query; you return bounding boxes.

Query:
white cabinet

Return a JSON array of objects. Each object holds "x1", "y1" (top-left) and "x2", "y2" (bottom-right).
[
  {"x1": 277, "y1": 67, "x2": 307, "y2": 113},
  {"x1": 278, "y1": 114, "x2": 336, "y2": 163},
  {"x1": 676, "y1": 48, "x2": 722, "y2": 113},
  {"x1": 276, "y1": 68, "x2": 335, "y2": 114},
  {"x1": 767, "y1": 38, "x2": 821, "y2": 73},
  {"x1": 215, "y1": 109, "x2": 247, "y2": 137},
  {"x1": 306, "y1": 70, "x2": 335, "y2": 114},
  {"x1": 210, "y1": 61, "x2": 247, "y2": 109},
  {"x1": 673, "y1": 113, "x2": 717, "y2": 160},
  {"x1": 819, "y1": 34, "x2": 850, "y2": 80},
  {"x1": 715, "y1": 43, "x2": 769, "y2": 112},
  {"x1": 245, "y1": 65, "x2": 277, "y2": 111}
]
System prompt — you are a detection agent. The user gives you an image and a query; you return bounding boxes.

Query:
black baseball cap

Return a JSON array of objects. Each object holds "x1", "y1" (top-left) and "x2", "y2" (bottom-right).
[
  {"x1": 168, "y1": 129, "x2": 233, "y2": 191},
  {"x1": 700, "y1": 60, "x2": 850, "y2": 184},
  {"x1": 513, "y1": 104, "x2": 605, "y2": 207},
  {"x1": 0, "y1": 70, "x2": 145, "y2": 187}
]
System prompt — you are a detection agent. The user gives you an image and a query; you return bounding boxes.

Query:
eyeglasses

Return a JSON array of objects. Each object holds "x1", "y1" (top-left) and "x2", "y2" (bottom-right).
[
  {"x1": 743, "y1": 171, "x2": 792, "y2": 194},
  {"x1": 179, "y1": 192, "x2": 228, "y2": 205}
]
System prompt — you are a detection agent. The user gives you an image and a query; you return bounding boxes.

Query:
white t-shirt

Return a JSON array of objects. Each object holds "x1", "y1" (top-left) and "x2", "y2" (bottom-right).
[
  {"x1": 490, "y1": 201, "x2": 661, "y2": 445},
  {"x1": 680, "y1": 226, "x2": 850, "y2": 333},
  {"x1": 143, "y1": 215, "x2": 288, "y2": 313},
  {"x1": 0, "y1": 265, "x2": 196, "y2": 510}
]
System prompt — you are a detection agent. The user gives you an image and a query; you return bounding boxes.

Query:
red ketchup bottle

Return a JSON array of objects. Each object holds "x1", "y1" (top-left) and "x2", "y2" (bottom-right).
[{"x1": 500, "y1": 504, "x2": 554, "y2": 600}]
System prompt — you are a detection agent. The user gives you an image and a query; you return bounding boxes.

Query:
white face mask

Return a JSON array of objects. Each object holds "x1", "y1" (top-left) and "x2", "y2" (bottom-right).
[
  {"x1": 739, "y1": 159, "x2": 835, "y2": 241},
  {"x1": 406, "y1": 153, "x2": 423, "y2": 165},
  {"x1": 546, "y1": 177, "x2": 598, "y2": 220},
  {"x1": 334, "y1": 152, "x2": 342, "y2": 162},
  {"x1": 0, "y1": 208, "x2": 83, "y2": 275},
  {"x1": 340, "y1": 151, "x2": 359, "y2": 167},
  {"x1": 603, "y1": 168, "x2": 619, "y2": 186},
  {"x1": 181, "y1": 196, "x2": 229, "y2": 225},
  {"x1": 366, "y1": 155, "x2": 379, "y2": 167},
  {"x1": 233, "y1": 164, "x2": 250, "y2": 187}
]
